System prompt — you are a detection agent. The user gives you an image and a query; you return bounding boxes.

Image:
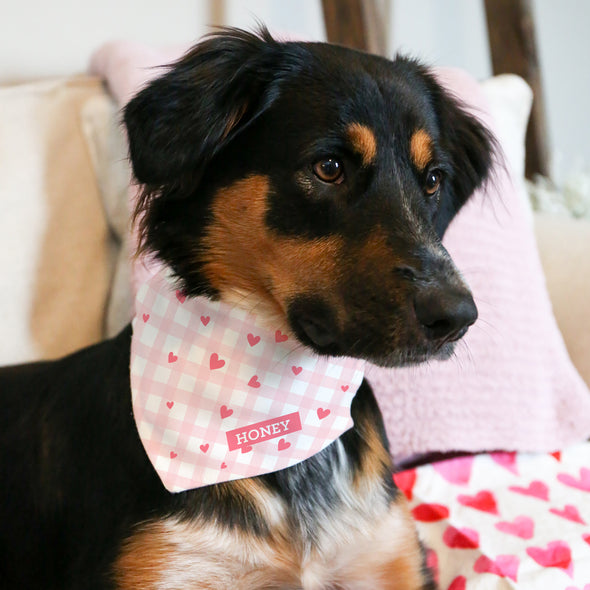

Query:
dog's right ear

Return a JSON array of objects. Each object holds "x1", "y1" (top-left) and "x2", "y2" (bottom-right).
[{"x1": 124, "y1": 28, "x2": 292, "y2": 187}]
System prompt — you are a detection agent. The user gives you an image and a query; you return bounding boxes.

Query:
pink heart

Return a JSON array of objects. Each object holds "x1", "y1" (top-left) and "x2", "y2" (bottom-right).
[
  {"x1": 551, "y1": 451, "x2": 562, "y2": 461},
  {"x1": 142, "y1": 313, "x2": 150, "y2": 323},
  {"x1": 169, "y1": 451, "x2": 177, "y2": 459},
  {"x1": 278, "y1": 439, "x2": 291, "y2": 451},
  {"x1": 411, "y1": 503, "x2": 449, "y2": 522},
  {"x1": 241, "y1": 445, "x2": 253, "y2": 454},
  {"x1": 200, "y1": 444, "x2": 209, "y2": 453},
  {"x1": 341, "y1": 385, "x2": 349, "y2": 392},
  {"x1": 275, "y1": 330, "x2": 288, "y2": 343},
  {"x1": 200, "y1": 315, "x2": 210, "y2": 326},
  {"x1": 291, "y1": 366, "x2": 302, "y2": 376},
  {"x1": 247, "y1": 333, "x2": 260, "y2": 346},
  {"x1": 558, "y1": 467, "x2": 590, "y2": 492},
  {"x1": 448, "y1": 576, "x2": 466, "y2": 590},
  {"x1": 166, "y1": 401, "x2": 174, "y2": 410},
  {"x1": 550, "y1": 504, "x2": 586, "y2": 525},
  {"x1": 393, "y1": 469, "x2": 416, "y2": 501},
  {"x1": 583, "y1": 533, "x2": 590, "y2": 546},
  {"x1": 491, "y1": 451, "x2": 519, "y2": 475},
  {"x1": 474, "y1": 555, "x2": 519, "y2": 582},
  {"x1": 248, "y1": 375, "x2": 261, "y2": 388},
  {"x1": 317, "y1": 408, "x2": 330, "y2": 420},
  {"x1": 221, "y1": 462, "x2": 228, "y2": 469},
  {"x1": 442, "y1": 525, "x2": 480, "y2": 549},
  {"x1": 209, "y1": 353, "x2": 225, "y2": 370},
  {"x1": 509, "y1": 480, "x2": 549, "y2": 501},
  {"x1": 495, "y1": 516, "x2": 534, "y2": 539},
  {"x1": 432, "y1": 456, "x2": 473, "y2": 486},
  {"x1": 457, "y1": 490, "x2": 499, "y2": 515},
  {"x1": 527, "y1": 541, "x2": 572, "y2": 573},
  {"x1": 175, "y1": 290, "x2": 186, "y2": 303},
  {"x1": 168, "y1": 352, "x2": 178, "y2": 363},
  {"x1": 220, "y1": 405, "x2": 233, "y2": 419}
]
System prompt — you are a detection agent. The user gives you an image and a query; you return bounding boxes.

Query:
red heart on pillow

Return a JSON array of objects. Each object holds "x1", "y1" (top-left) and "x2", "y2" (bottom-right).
[
  {"x1": 411, "y1": 503, "x2": 449, "y2": 522},
  {"x1": 448, "y1": 576, "x2": 466, "y2": 590},
  {"x1": 557, "y1": 467, "x2": 590, "y2": 492},
  {"x1": 474, "y1": 555, "x2": 519, "y2": 582},
  {"x1": 442, "y1": 525, "x2": 479, "y2": 549},
  {"x1": 393, "y1": 469, "x2": 416, "y2": 501},
  {"x1": 457, "y1": 490, "x2": 499, "y2": 514},
  {"x1": 526, "y1": 541, "x2": 572, "y2": 572},
  {"x1": 432, "y1": 456, "x2": 473, "y2": 485},
  {"x1": 509, "y1": 480, "x2": 549, "y2": 501},
  {"x1": 495, "y1": 516, "x2": 534, "y2": 539},
  {"x1": 490, "y1": 451, "x2": 518, "y2": 474},
  {"x1": 550, "y1": 504, "x2": 586, "y2": 525}
]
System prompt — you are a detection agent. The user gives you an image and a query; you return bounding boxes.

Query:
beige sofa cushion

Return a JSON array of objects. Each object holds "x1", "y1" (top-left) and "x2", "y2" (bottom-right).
[
  {"x1": 534, "y1": 213, "x2": 590, "y2": 386},
  {"x1": 0, "y1": 77, "x2": 114, "y2": 364}
]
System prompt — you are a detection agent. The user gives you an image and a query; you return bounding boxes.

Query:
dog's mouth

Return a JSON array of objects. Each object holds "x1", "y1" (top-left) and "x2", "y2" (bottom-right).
[{"x1": 287, "y1": 288, "x2": 477, "y2": 368}]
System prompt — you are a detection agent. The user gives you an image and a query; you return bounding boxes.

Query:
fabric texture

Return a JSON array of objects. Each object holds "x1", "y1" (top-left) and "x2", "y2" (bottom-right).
[
  {"x1": 0, "y1": 77, "x2": 114, "y2": 364},
  {"x1": 90, "y1": 40, "x2": 590, "y2": 461},
  {"x1": 395, "y1": 442, "x2": 590, "y2": 589},
  {"x1": 131, "y1": 270, "x2": 364, "y2": 492}
]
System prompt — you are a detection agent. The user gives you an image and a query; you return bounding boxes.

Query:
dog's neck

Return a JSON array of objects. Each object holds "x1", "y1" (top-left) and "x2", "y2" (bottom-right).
[{"x1": 130, "y1": 270, "x2": 366, "y2": 492}]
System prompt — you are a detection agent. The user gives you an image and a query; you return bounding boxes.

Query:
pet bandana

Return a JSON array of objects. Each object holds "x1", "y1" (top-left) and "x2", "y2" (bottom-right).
[{"x1": 130, "y1": 271, "x2": 366, "y2": 492}]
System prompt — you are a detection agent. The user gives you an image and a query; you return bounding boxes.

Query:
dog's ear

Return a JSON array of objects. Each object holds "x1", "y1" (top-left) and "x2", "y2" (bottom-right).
[
  {"x1": 124, "y1": 28, "x2": 290, "y2": 187},
  {"x1": 427, "y1": 80, "x2": 496, "y2": 236}
]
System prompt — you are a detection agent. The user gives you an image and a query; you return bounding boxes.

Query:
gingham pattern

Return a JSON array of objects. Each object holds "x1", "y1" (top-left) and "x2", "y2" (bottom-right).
[{"x1": 130, "y1": 272, "x2": 365, "y2": 492}]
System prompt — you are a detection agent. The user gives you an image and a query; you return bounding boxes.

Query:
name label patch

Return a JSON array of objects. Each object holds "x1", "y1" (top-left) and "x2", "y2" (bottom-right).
[{"x1": 226, "y1": 412, "x2": 302, "y2": 451}]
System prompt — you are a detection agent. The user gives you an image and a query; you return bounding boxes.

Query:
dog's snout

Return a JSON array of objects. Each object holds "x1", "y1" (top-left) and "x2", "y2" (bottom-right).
[{"x1": 414, "y1": 287, "x2": 478, "y2": 343}]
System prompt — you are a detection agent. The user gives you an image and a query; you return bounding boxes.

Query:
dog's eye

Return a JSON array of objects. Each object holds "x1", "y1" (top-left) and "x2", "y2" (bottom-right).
[
  {"x1": 313, "y1": 158, "x2": 344, "y2": 184},
  {"x1": 424, "y1": 169, "x2": 442, "y2": 196}
]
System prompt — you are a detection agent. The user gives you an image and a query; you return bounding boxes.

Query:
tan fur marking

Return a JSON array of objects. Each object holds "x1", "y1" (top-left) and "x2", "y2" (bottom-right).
[
  {"x1": 115, "y1": 521, "x2": 173, "y2": 589},
  {"x1": 201, "y1": 174, "x2": 345, "y2": 331},
  {"x1": 115, "y1": 518, "x2": 301, "y2": 590},
  {"x1": 356, "y1": 229, "x2": 403, "y2": 275},
  {"x1": 353, "y1": 413, "x2": 392, "y2": 489},
  {"x1": 347, "y1": 123, "x2": 377, "y2": 166},
  {"x1": 334, "y1": 500, "x2": 429, "y2": 589},
  {"x1": 410, "y1": 128, "x2": 433, "y2": 170},
  {"x1": 116, "y1": 499, "x2": 428, "y2": 589}
]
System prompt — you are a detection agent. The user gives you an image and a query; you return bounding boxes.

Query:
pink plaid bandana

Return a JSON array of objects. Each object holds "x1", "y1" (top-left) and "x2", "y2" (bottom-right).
[{"x1": 130, "y1": 271, "x2": 366, "y2": 492}]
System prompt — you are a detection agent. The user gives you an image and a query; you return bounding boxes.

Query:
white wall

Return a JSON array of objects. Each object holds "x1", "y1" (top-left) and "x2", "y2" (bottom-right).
[
  {"x1": 0, "y1": 0, "x2": 211, "y2": 81},
  {"x1": 533, "y1": 0, "x2": 590, "y2": 182},
  {"x1": 0, "y1": 0, "x2": 588, "y2": 184}
]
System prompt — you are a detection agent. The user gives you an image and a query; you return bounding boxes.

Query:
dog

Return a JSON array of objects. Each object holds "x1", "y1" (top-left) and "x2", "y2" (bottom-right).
[{"x1": 0, "y1": 28, "x2": 493, "y2": 590}]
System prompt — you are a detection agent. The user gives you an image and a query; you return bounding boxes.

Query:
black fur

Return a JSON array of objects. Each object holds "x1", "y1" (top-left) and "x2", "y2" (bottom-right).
[{"x1": 0, "y1": 28, "x2": 493, "y2": 589}]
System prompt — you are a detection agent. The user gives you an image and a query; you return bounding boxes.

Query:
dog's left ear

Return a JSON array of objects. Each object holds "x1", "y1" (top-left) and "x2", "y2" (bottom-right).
[
  {"x1": 427, "y1": 78, "x2": 496, "y2": 236},
  {"x1": 124, "y1": 27, "x2": 293, "y2": 187}
]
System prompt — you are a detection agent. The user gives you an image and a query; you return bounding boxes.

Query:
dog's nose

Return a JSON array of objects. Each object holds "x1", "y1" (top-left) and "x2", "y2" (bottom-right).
[{"x1": 414, "y1": 287, "x2": 478, "y2": 342}]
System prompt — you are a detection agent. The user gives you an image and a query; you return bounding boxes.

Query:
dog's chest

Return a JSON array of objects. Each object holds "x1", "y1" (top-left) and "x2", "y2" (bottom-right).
[{"x1": 113, "y1": 460, "x2": 416, "y2": 590}]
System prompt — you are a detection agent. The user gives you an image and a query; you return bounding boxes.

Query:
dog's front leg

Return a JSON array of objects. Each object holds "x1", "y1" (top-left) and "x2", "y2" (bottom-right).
[{"x1": 329, "y1": 500, "x2": 437, "y2": 590}]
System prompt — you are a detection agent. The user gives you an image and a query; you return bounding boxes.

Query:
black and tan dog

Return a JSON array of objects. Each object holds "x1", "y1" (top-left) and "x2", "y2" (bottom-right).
[{"x1": 0, "y1": 28, "x2": 493, "y2": 589}]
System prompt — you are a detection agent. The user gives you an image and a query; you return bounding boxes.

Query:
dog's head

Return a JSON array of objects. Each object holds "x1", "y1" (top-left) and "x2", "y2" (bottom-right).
[{"x1": 125, "y1": 28, "x2": 494, "y2": 367}]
